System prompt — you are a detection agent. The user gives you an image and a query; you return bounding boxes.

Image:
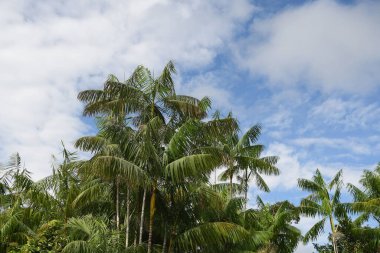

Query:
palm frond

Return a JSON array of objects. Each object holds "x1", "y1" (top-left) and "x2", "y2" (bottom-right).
[
  {"x1": 90, "y1": 156, "x2": 148, "y2": 184},
  {"x1": 75, "y1": 136, "x2": 109, "y2": 153},
  {"x1": 174, "y1": 222, "x2": 251, "y2": 251},
  {"x1": 165, "y1": 154, "x2": 221, "y2": 183},
  {"x1": 303, "y1": 218, "x2": 326, "y2": 243},
  {"x1": 236, "y1": 124, "x2": 262, "y2": 150},
  {"x1": 328, "y1": 169, "x2": 343, "y2": 189}
]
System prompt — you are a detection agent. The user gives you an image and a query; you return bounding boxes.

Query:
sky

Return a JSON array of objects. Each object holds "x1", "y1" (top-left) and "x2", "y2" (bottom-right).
[{"x1": 1, "y1": 0, "x2": 380, "y2": 252}]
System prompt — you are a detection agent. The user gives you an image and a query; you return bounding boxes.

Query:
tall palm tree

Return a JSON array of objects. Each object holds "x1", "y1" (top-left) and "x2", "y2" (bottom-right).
[
  {"x1": 298, "y1": 169, "x2": 344, "y2": 253},
  {"x1": 1, "y1": 61, "x2": 293, "y2": 253},
  {"x1": 214, "y1": 121, "x2": 279, "y2": 205},
  {"x1": 74, "y1": 120, "x2": 148, "y2": 230},
  {"x1": 77, "y1": 61, "x2": 215, "y2": 253}
]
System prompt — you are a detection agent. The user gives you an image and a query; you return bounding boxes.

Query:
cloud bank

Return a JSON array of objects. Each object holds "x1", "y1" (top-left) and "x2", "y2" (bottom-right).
[
  {"x1": 0, "y1": 0, "x2": 254, "y2": 178},
  {"x1": 238, "y1": 0, "x2": 380, "y2": 93}
]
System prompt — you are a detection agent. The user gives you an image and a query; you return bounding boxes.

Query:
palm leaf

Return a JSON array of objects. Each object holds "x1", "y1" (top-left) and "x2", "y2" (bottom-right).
[
  {"x1": 165, "y1": 154, "x2": 221, "y2": 183},
  {"x1": 303, "y1": 218, "x2": 326, "y2": 243},
  {"x1": 62, "y1": 240, "x2": 91, "y2": 253},
  {"x1": 90, "y1": 156, "x2": 148, "y2": 184},
  {"x1": 174, "y1": 222, "x2": 251, "y2": 251},
  {"x1": 75, "y1": 136, "x2": 109, "y2": 153},
  {"x1": 236, "y1": 124, "x2": 262, "y2": 150}
]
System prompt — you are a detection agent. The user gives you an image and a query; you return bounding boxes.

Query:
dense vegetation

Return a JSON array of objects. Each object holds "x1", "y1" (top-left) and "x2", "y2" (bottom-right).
[{"x1": 1, "y1": 62, "x2": 380, "y2": 253}]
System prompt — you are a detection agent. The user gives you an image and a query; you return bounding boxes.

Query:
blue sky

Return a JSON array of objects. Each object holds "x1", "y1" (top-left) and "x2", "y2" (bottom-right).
[{"x1": 1, "y1": 0, "x2": 380, "y2": 252}]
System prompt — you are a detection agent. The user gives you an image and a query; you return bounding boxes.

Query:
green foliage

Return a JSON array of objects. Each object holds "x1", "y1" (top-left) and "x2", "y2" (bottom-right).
[
  {"x1": 2, "y1": 62, "x2": 379, "y2": 253},
  {"x1": 298, "y1": 169, "x2": 344, "y2": 253},
  {"x1": 19, "y1": 220, "x2": 67, "y2": 253}
]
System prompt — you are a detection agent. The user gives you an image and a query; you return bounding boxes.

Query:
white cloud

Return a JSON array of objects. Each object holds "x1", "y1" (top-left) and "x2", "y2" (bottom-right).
[
  {"x1": 250, "y1": 89, "x2": 311, "y2": 138},
  {"x1": 309, "y1": 97, "x2": 380, "y2": 130},
  {"x1": 260, "y1": 142, "x2": 367, "y2": 190},
  {"x1": 263, "y1": 109, "x2": 293, "y2": 130},
  {"x1": 0, "y1": 0, "x2": 254, "y2": 179},
  {"x1": 260, "y1": 143, "x2": 312, "y2": 190},
  {"x1": 293, "y1": 137, "x2": 373, "y2": 155},
  {"x1": 177, "y1": 72, "x2": 251, "y2": 119},
  {"x1": 236, "y1": 0, "x2": 380, "y2": 93}
]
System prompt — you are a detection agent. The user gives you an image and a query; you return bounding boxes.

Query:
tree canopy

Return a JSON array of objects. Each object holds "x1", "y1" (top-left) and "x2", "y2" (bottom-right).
[{"x1": 1, "y1": 62, "x2": 379, "y2": 253}]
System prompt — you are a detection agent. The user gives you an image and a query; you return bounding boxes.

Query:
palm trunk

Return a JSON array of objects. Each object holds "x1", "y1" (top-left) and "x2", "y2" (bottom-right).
[
  {"x1": 329, "y1": 215, "x2": 338, "y2": 253},
  {"x1": 148, "y1": 186, "x2": 157, "y2": 253},
  {"x1": 168, "y1": 239, "x2": 173, "y2": 253},
  {"x1": 139, "y1": 188, "x2": 147, "y2": 244},
  {"x1": 162, "y1": 225, "x2": 167, "y2": 253},
  {"x1": 125, "y1": 186, "x2": 130, "y2": 248},
  {"x1": 134, "y1": 229, "x2": 137, "y2": 247},
  {"x1": 244, "y1": 185, "x2": 248, "y2": 210},
  {"x1": 230, "y1": 174, "x2": 233, "y2": 199},
  {"x1": 244, "y1": 168, "x2": 248, "y2": 210},
  {"x1": 116, "y1": 177, "x2": 120, "y2": 230},
  {"x1": 168, "y1": 226, "x2": 175, "y2": 253}
]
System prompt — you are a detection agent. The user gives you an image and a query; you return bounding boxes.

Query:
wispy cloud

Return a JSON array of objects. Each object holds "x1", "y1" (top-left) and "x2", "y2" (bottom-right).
[
  {"x1": 309, "y1": 97, "x2": 380, "y2": 130},
  {"x1": 293, "y1": 137, "x2": 373, "y2": 155},
  {"x1": 260, "y1": 142, "x2": 368, "y2": 190}
]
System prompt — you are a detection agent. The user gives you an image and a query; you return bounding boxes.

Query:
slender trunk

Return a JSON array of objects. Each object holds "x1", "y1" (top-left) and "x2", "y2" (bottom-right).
[
  {"x1": 148, "y1": 186, "x2": 157, "y2": 253},
  {"x1": 116, "y1": 177, "x2": 120, "y2": 230},
  {"x1": 329, "y1": 215, "x2": 338, "y2": 253},
  {"x1": 244, "y1": 168, "x2": 248, "y2": 210},
  {"x1": 125, "y1": 186, "x2": 130, "y2": 248},
  {"x1": 244, "y1": 185, "x2": 248, "y2": 210},
  {"x1": 168, "y1": 238, "x2": 173, "y2": 253},
  {"x1": 134, "y1": 229, "x2": 137, "y2": 247},
  {"x1": 168, "y1": 226, "x2": 175, "y2": 253},
  {"x1": 139, "y1": 188, "x2": 147, "y2": 244},
  {"x1": 230, "y1": 174, "x2": 233, "y2": 199},
  {"x1": 162, "y1": 225, "x2": 167, "y2": 253}
]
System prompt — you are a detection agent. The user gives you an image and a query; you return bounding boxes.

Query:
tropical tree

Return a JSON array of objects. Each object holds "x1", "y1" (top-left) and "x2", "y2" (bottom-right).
[
  {"x1": 62, "y1": 215, "x2": 119, "y2": 253},
  {"x1": 254, "y1": 198, "x2": 302, "y2": 253},
  {"x1": 0, "y1": 62, "x2": 292, "y2": 253},
  {"x1": 0, "y1": 154, "x2": 38, "y2": 251},
  {"x1": 37, "y1": 143, "x2": 82, "y2": 224},
  {"x1": 298, "y1": 169, "x2": 344, "y2": 253},
  {"x1": 212, "y1": 120, "x2": 279, "y2": 206},
  {"x1": 76, "y1": 61, "x2": 225, "y2": 253},
  {"x1": 347, "y1": 163, "x2": 380, "y2": 224},
  {"x1": 313, "y1": 213, "x2": 380, "y2": 253}
]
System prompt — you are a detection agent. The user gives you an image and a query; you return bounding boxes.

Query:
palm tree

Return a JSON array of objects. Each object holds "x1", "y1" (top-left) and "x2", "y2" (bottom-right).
[
  {"x1": 62, "y1": 215, "x2": 119, "y2": 253},
  {"x1": 336, "y1": 212, "x2": 380, "y2": 252},
  {"x1": 0, "y1": 154, "x2": 52, "y2": 251},
  {"x1": 298, "y1": 169, "x2": 344, "y2": 253},
  {"x1": 347, "y1": 163, "x2": 380, "y2": 224},
  {"x1": 77, "y1": 61, "x2": 215, "y2": 253},
  {"x1": 155, "y1": 180, "x2": 266, "y2": 253},
  {"x1": 38, "y1": 143, "x2": 82, "y2": 224},
  {"x1": 213, "y1": 121, "x2": 279, "y2": 205},
  {"x1": 74, "y1": 120, "x2": 148, "y2": 231},
  {"x1": 1, "y1": 61, "x2": 295, "y2": 253},
  {"x1": 253, "y1": 198, "x2": 302, "y2": 253}
]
